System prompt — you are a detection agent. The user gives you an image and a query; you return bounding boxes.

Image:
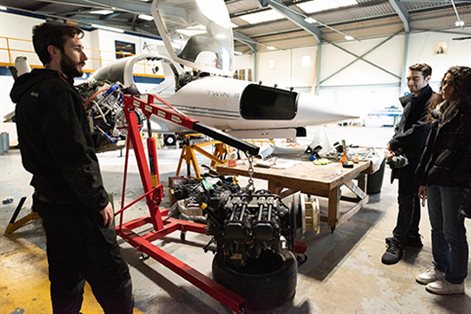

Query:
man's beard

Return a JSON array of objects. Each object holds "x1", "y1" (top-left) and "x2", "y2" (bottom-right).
[{"x1": 61, "y1": 53, "x2": 83, "y2": 78}]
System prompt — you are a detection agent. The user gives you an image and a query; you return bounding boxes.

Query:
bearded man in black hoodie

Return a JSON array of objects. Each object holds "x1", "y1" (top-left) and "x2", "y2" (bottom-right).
[
  {"x1": 10, "y1": 21, "x2": 133, "y2": 313},
  {"x1": 381, "y1": 63, "x2": 441, "y2": 265}
]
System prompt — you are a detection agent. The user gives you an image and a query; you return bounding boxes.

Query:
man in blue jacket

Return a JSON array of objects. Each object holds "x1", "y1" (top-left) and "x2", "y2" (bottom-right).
[
  {"x1": 10, "y1": 21, "x2": 133, "y2": 313},
  {"x1": 382, "y1": 63, "x2": 441, "y2": 265}
]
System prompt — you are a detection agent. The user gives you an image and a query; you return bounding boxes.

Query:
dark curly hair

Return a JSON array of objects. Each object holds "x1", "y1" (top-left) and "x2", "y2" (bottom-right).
[
  {"x1": 32, "y1": 21, "x2": 84, "y2": 66},
  {"x1": 439, "y1": 66, "x2": 471, "y2": 105}
]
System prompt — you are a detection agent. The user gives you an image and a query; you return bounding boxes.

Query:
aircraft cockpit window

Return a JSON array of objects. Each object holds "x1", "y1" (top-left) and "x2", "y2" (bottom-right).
[
  {"x1": 152, "y1": 0, "x2": 234, "y2": 75},
  {"x1": 240, "y1": 84, "x2": 298, "y2": 120}
]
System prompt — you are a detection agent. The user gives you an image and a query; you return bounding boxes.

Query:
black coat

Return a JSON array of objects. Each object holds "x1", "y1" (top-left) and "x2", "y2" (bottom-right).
[
  {"x1": 416, "y1": 100, "x2": 471, "y2": 188},
  {"x1": 388, "y1": 85, "x2": 438, "y2": 183},
  {"x1": 10, "y1": 69, "x2": 109, "y2": 212}
]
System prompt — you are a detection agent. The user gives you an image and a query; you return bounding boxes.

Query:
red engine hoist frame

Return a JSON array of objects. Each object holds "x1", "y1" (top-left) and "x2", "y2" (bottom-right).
[{"x1": 115, "y1": 93, "x2": 259, "y2": 313}]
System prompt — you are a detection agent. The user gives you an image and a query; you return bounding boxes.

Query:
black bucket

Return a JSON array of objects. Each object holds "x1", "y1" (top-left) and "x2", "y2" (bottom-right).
[{"x1": 367, "y1": 158, "x2": 386, "y2": 195}]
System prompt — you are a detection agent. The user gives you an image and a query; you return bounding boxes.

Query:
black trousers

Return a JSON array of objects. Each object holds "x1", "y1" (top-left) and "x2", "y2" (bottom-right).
[
  {"x1": 392, "y1": 178, "x2": 421, "y2": 245},
  {"x1": 34, "y1": 195, "x2": 134, "y2": 314}
]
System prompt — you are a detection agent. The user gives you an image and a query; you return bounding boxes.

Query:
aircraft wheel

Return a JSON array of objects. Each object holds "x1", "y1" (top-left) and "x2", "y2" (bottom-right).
[{"x1": 212, "y1": 249, "x2": 297, "y2": 310}]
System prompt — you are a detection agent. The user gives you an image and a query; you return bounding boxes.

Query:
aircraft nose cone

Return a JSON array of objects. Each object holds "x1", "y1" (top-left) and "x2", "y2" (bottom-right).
[{"x1": 296, "y1": 93, "x2": 359, "y2": 125}]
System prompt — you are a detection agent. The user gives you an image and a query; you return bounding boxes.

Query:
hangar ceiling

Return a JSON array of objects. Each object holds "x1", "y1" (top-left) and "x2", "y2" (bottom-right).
[{"x1": 1, "y1": 0, "x2": 470, "y2": 52}]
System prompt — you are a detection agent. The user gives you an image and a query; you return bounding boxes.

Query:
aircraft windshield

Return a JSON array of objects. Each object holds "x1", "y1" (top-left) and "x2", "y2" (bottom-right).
[{"x1": 152, "y1": 0, "x2": 234, "y2": 75}]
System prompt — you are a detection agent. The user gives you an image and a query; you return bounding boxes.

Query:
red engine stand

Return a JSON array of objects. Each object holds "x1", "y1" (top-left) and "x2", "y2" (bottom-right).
[{"x1": 115, "y1": 94, "x2": 245, "y2": 313}]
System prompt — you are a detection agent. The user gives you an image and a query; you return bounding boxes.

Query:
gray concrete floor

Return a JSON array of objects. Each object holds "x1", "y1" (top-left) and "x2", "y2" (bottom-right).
[{"x1": 1, "y1": 126, "x2": 471, "y2": 313}]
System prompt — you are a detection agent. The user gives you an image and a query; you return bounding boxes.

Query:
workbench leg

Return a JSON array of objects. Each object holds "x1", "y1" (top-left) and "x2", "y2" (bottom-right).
[
  {"x1": 328, "y1": 187, "x2": 341, "y2": 232},
  {"x1": 357, "y1": 173, "x2": 367, "y2": 193}
]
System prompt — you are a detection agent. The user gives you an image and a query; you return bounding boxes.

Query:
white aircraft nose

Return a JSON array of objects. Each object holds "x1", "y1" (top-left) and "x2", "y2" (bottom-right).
[{"x1": 295, "y1": 92, "x2": 359, "y2": 125}]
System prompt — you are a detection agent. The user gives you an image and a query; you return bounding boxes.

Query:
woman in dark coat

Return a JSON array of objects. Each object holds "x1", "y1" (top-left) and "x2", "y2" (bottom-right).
[{"x1": 415, "y1": 66, "x2": 471, "y2": 295}]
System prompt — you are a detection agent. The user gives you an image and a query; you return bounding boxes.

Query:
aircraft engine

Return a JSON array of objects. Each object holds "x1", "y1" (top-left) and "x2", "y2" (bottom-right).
[{"x1": 76, "y1": 80, "x2": 143, "y2": 152}]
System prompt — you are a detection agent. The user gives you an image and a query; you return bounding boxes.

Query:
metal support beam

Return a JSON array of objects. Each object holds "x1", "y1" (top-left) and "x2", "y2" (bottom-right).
[
  {"x1": 254, "y1": 51, "x2": 258, "y2": 82},
  {"x1": 389, "y1": 0, "x2": 410, "y2": 32},
  {"x1": 399, "y1": 0, "x2": 470, "y2": 3},
  {"x1": 234, "y1": 31, "x2": 257, "y2": 52},
  {"x1": 415, "y1": 28, "x2": 471, "y2": 37},
  {"x1": 320, "y1": 32, "x2": 401, "y2": 84},
  {"x1": 315, "y1": 42, "x2": 322, "y2": 95},
  {"x1": 259, "y1": 0, "x2": 322, "y2": 43},
  {"x1": 400, "y1": 33, "x2": 410, "y2": 95},
  {"x1": 26, "y1": 0, "x2": 151, "y2": 14}
]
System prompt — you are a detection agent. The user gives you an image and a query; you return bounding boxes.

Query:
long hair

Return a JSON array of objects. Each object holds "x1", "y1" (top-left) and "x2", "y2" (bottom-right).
[{"x1": 439, "y1": 66, "x2": 471, "y2": 106}]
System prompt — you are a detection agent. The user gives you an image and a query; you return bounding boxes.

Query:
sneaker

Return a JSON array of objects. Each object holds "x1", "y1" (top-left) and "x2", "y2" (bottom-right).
[
  {"x1": 385, "y1": 236, "x2": 423, "y2": 248},
  {"x1": 381, "y1": 241, "x2": 403, "y2": 265},
  {"x1": 416, "y1": 267, "x2": 445, "y2": 285},
  {"x1": 425, "y1": 279, "x2": 465, "y2": 295}
]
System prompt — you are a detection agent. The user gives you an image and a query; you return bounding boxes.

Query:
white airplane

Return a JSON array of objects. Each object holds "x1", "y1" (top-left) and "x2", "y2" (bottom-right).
[
  {"x1": 83, "y1": 0, "x2": 356, "y2": 148},
  {"x1": 7, "y1": 0, "x2": 356, "y2": 152}
]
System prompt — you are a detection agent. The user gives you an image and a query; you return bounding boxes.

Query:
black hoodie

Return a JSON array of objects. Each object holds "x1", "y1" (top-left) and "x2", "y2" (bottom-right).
[{"x1": 10, "y1": 69, "x2": 109, "y2": 212}]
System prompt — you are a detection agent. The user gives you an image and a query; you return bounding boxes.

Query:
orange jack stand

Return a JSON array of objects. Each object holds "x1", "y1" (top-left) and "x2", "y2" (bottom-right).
[
  {"x1": 176, "y1": 139, "x2": 228, "y2": 178},
  {"x1": 4, "y1": 197, "x2": 39, "y2": 235}
]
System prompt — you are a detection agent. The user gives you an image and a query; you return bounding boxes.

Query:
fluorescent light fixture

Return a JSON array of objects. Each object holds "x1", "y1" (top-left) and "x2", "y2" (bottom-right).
[
  {"x1": 267, "y1": 46, "x2": 277, "y2": 51},
  {"x1": 344, "y1": 35, "x2": 354, "y2": 41},
  {"x1": 451, "y1": 0, "x2": 465, "y2": 28},
  {"x1": 90, "y1": 10, "x2": 114, "y2": 15},
  {"x1": 91, "y1": 24, "x2": 124, "y2": 33},
  {"x1": 234, "y1": 51, "x2": 243, "y2": 56},
  {"x1": 138, "y1": 14, "x2": 154, "y2": 21},
  {"x1": 304, "y1": 17, "x2": 317, "y2": 24},
  {"x1": 0, "y1": 6, "x2": 7, "y2": 11},
  {"x1": 239, "y1": 9, "x2": 285, "y2": 24},
  {"x1": 297, "y1": 0, "x2": 358, "y2": 14}
]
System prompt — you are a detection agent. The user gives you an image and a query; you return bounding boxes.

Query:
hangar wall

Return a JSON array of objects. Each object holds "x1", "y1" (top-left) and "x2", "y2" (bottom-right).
[
  {"x1": 235, "y1": 27, "x2": 471, "y2": 117},
  {"x1": 0, "y1": 11, "x2": 163, "y2": 119}
]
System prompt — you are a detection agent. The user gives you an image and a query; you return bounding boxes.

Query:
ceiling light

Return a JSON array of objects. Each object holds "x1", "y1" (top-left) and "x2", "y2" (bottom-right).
[
  {"x1": 344, "y1": 35, "x2": 354, "y2": 41},
  {"x1": 0, "y1": 6, "x2": 7, "y2": 11},
  {"x1": 138, "y1": 14, "x2": 154, "y2": 21},
  {"x1": 267, "y1": 46, "x2": 277, "y2": 51},
  {"x1": 304, "y1": 17, "x2": 317, "y2": 24},
  {"x1": 234, "y1": 51, "x2": 243, "y2": 56},
  {"x1": 451, "y1": 0, "x2": 465, "y2": 29},
  {"x1": 297, "y1": 0, "x2": 358, "y2": 14},
  {"x1": 91, "y1": 24, "x2": 124, "y2": 33},
  {"x1": 239, "y1": 9, "x2": 284, "y2": 24},
  {"x1": 90, "y1": 10, "x2": 114, "y2": 15}
]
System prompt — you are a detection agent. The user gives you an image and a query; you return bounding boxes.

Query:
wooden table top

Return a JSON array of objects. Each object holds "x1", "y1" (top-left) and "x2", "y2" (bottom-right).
[{"x1": 217, "y1": 159, "x2": 371, "y2": 193}]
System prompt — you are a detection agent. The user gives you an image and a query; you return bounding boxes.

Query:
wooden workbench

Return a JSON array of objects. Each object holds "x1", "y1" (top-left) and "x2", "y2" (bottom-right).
[{"x1": 217, "y1": 159, "x2": 372, "y2": 231}]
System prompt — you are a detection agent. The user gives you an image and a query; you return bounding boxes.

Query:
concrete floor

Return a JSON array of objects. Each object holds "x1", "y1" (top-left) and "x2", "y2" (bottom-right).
[{"x1": 1, "y1": 126, "x2": 471, "y2": 314}]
